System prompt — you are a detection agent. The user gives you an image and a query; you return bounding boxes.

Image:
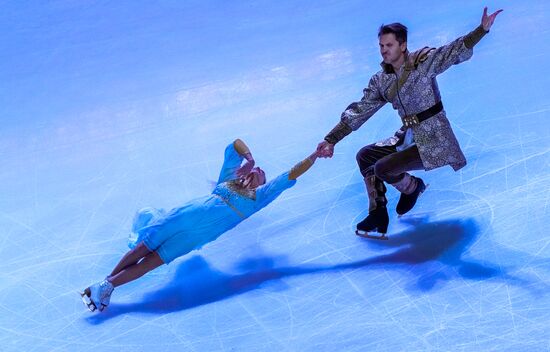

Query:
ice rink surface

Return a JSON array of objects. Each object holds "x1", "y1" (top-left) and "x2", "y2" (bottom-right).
[{"x1": 1, "y1": 1, "x2": 549, "y2": 351}]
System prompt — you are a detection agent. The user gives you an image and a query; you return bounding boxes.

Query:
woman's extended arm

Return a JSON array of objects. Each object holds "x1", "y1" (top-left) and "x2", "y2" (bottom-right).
[{"x1": 288, "y1": 151, "x2": 319, "y2": 180}]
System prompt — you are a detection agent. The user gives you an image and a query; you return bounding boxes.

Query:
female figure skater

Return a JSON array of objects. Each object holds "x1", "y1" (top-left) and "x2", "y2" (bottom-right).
[{"x1": 81, "y1": 139, "x2": 320, "y2": 312}]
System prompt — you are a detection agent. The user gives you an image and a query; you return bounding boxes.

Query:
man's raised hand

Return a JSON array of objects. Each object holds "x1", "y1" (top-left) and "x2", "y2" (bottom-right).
[{"x1": 481, "y1": 7, "x2": 503, "y2": 31}]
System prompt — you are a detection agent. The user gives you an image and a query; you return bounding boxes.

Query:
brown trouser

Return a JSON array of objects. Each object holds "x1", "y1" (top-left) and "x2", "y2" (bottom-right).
[{"x1": 356, "y1": 144, "x2": 424, "y2": 184}]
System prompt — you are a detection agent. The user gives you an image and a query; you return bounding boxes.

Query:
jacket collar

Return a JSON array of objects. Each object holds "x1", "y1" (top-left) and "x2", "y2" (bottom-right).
[{"x1": 380, "y1": 50, "x2": 410, "y2": 74}]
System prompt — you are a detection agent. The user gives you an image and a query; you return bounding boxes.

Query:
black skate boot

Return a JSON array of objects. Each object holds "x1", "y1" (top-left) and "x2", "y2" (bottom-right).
[
  {"x1": 394, "y1": 175, "x2": 426, "y2": 216},
  {"x1": 356, "y1": 206, "x2": 389, "y2": 240},
  {"x1": 355, "y1": 175, "x2": 390, "y2": 240}
]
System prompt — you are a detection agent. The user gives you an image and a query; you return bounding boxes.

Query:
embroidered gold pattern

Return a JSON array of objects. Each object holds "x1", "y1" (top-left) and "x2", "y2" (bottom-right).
[{"x1": 226, "y1": 180, "x2": 257, "y2": 200}]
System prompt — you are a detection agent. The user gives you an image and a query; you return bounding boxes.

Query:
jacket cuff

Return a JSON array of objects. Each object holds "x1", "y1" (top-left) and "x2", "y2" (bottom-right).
[
  {"x1": 324, "y1": 121, "x2": 352, "y2": 145},
  {"x1": 464, "y1": 25, "x2": 488, "y2": 49}
]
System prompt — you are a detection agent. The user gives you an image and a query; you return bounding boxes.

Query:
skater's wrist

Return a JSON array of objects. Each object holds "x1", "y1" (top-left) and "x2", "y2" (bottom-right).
[
  {"x1": 324, "y1": 121, "x2": 352, "y2": 145},
  {"x1": 243, "y1": 153, "x2": 255, "y2": 164},
  {"x1": 464, "y1": 24, "x2": 487, "y2": 49}
]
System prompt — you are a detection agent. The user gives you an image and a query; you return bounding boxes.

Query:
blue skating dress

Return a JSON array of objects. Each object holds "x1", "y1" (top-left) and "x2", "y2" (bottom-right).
[{"x1": 128, "y1": 142, "x2": 297, "y2": 263}]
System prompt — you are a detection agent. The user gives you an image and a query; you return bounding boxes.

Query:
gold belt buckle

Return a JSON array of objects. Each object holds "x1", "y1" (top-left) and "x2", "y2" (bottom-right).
[{"x1": 403, "y1": 114, "x2": 420, "y2": 127}]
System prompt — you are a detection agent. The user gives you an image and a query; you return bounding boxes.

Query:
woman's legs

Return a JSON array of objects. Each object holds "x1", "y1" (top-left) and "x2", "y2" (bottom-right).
[
  {"x1": 107, "y1": 250, "x2": 164, "y2": 287},
  {"x1": 109, "y1": 242, "x2": 151, "y2": 277},
  {"x1": 82, "y1": 240, "x2": 165, "y2": 311}
]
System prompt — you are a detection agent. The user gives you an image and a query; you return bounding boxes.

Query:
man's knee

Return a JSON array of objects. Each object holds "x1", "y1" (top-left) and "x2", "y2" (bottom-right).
[
  {"x1": 356, "y1": 146, "x2": 370, "y2": 164},
  {"x1": 356, "y1": 145, "x2": 377, "y2": 175}
]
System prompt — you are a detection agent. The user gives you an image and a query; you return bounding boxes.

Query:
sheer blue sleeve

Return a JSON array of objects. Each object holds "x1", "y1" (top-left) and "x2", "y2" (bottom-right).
[
  {"x1": 217, "y1": 142, "x2": 244, "y2": 184},
  {"x1": 255, "y1": 171, "x2": 296, "y2": 210}
]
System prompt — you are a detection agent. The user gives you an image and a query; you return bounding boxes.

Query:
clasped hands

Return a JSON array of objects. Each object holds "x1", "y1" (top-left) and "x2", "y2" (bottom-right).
[{"x1": 316, "y1": 140, "x2": 335, "y2": 158}]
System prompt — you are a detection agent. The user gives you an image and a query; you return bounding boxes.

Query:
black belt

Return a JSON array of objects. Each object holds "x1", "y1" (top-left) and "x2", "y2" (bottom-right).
[{"x1": 401, "y1": 101, "x2": 443, "y2": 127}]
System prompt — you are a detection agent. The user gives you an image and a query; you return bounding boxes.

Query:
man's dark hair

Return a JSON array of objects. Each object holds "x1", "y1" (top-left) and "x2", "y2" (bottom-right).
[{"x1": 378, "y1": 23, "x2": 408, "y2": 44}]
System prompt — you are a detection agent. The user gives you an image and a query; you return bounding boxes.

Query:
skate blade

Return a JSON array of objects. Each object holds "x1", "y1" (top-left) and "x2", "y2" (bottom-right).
[
  {"x1": 355, "y1": 230, "x2": 388, "y2": 240},
  {"x1": 79, "y1": 291, "x2": 97, "y2": 312}
]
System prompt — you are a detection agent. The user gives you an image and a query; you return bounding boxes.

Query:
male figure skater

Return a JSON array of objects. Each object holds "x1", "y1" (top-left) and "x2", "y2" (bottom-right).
[{"x1": 316, "y1": 7, "x2": 502, "y2": 239}]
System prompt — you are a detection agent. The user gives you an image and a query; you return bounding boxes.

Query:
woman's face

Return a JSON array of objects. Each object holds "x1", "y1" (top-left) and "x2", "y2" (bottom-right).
[{"x1": 241, "y1": 167, "x2": 266, "y2": 189}]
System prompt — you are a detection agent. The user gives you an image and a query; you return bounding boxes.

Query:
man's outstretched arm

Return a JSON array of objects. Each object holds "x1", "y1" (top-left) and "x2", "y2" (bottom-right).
[
  {"x1": 463, "y1": 7, "x2": 503, "y2": 48},
  {"x1": 317, "y1": 75, "x2": 387, "y2": 158},
  {"x1": 419, "y1": 7, "x2": 503, "y2": 77}
]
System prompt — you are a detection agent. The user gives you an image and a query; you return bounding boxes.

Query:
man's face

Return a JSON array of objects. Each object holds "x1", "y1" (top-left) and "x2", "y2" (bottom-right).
[{"x1": 379, "y1": 33, "x2": 407, "y2": 65}]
